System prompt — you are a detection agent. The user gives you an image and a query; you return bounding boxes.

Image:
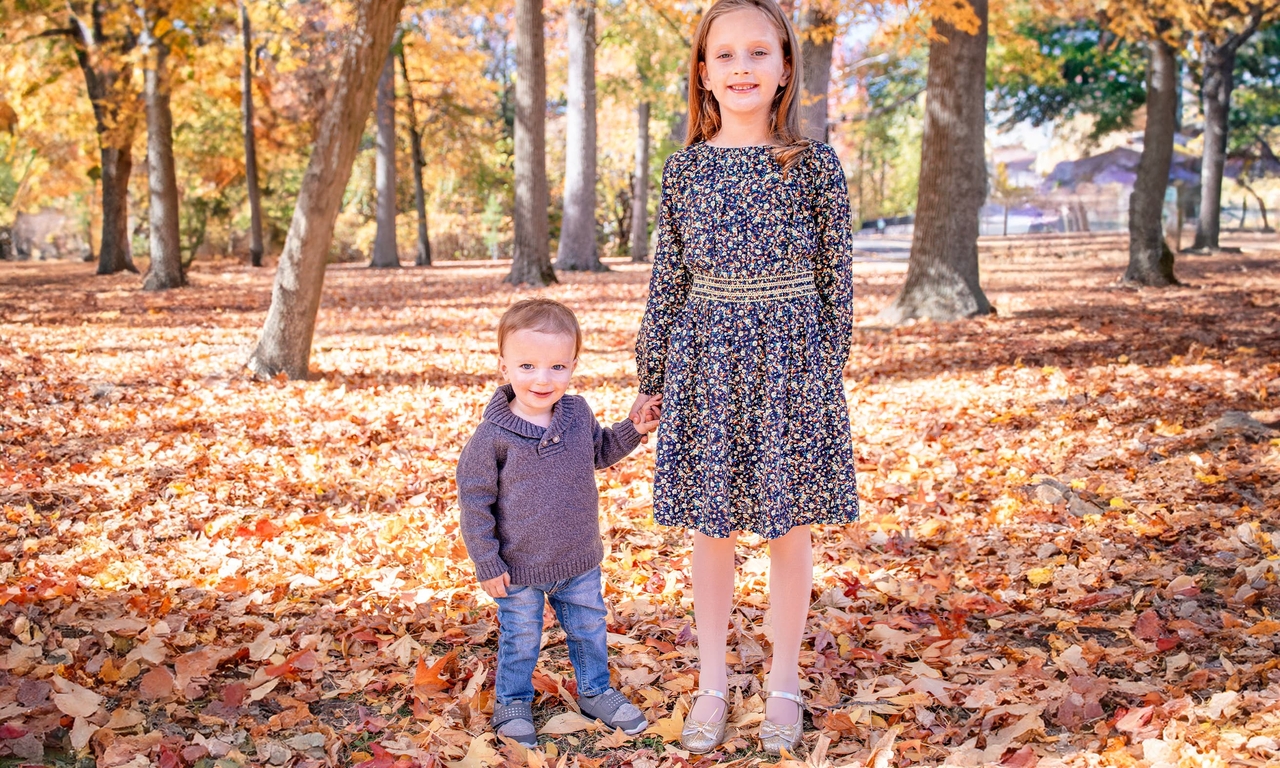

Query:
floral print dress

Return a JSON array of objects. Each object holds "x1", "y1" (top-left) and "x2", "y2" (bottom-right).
[{"x1": 636, "y1": 140, "x2": 860, "y2": 540}]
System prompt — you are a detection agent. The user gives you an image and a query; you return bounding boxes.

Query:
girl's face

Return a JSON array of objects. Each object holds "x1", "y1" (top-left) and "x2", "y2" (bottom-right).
[{"x1": 699, "y1": 8, "x2": 790, "y2": 130}]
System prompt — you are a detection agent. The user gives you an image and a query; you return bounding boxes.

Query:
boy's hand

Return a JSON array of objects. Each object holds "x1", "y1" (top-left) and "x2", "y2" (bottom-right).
[
  {"x1": 633, "y1": 395, "x2": 662, "y2": 435},
  {"x1": 481, "y1": 572, "x2": 511, "y2": 598}
]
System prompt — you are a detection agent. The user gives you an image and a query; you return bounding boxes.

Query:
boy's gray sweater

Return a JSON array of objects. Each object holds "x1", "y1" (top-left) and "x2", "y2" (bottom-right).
[{"x1": 456, "y1": 385, "x2": 644, "y2": 585}]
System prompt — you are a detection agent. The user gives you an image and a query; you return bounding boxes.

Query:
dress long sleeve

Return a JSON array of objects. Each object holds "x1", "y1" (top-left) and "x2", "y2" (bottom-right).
[
  {"x1": 810, "y1": 144, "x2": 854, "y2": 374},
  {"x1": 635, "y1": 153, "x2": 692, "y2": 395}
]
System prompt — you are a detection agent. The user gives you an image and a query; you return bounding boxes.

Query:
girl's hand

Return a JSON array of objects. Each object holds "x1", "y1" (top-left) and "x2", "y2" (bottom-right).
[
  {"x1": 629, "y1": 393, "x2": 661, "y2": 442},
  {"x1": 634, "y1": 395, "x2": 662, "y2": 435},
  {"x1": 629, "y1": 393, "x2": 656, "y2": 423},
  {"x1": 481, "y1": 572, "x2": 511, "y2": 599}
]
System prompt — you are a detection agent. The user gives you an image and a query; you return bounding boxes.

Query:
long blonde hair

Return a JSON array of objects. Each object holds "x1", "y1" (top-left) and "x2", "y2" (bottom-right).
[{"x1": 686, "y1": 0, "x2": 810, "y2": 174}]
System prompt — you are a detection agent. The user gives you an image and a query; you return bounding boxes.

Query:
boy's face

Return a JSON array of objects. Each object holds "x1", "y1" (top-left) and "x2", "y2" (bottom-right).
[{"x1": 498, "y1": 329, "x2": 578, "y2": 422}]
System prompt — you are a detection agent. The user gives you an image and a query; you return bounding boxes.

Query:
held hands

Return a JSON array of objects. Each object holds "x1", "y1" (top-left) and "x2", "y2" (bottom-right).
[
  {"x1": 629, "y1": 393, "x2": 663, "y2": 437},
  {"x1": 481, "y1": 572, "x2": 511, "y2": 599}
]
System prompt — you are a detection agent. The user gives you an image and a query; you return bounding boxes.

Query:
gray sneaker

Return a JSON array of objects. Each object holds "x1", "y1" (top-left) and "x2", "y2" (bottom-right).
[
  {"x1": 578, "y1": 688, "x2": 647, "y2": 735},
  {"x1": 492, "y1": 701, "x2": 537, "y2": 747}
]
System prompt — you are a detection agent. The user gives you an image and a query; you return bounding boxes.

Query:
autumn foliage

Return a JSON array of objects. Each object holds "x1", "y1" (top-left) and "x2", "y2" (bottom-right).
[{"x1": 2, "y1": 242, "x2": 1280, "y2": 767}]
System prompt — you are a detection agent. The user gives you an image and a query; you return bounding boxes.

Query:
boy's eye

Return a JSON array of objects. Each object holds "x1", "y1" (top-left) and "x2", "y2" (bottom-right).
[
  {"x1": 552, "y1": 364, "x2": 566, "y2": 370},
  {"x1": 519, "y1": 363, "x2": 534, "y2": 370}
]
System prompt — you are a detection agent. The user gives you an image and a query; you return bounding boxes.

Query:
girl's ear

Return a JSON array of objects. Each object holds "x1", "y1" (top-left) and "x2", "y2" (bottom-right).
[{"x1": 698, "y1": 60, "x2": 709, "y2": 88}]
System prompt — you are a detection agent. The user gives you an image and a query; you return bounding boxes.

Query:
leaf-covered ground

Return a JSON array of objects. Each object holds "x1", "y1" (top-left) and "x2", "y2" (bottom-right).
[{"x1": 2, "y1": 241, "x2": 1279, "y2": 768}]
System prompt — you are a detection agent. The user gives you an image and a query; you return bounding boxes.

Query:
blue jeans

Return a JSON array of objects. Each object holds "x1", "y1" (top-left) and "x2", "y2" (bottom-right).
[{"x1": 494, "y1": 566, "x2": 611, "y2": 705}]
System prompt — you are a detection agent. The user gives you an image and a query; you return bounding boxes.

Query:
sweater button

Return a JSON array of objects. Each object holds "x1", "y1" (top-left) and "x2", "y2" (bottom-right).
[{"x1": 552, "y1": 436, "x2": 560, "y2": 444}]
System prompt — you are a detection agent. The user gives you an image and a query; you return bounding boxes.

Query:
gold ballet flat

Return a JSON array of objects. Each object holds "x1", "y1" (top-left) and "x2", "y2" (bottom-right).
[
  {"x1": 680, "y1": 688, "x2": 729, "y2": 754},
  {"x1": 760, "y1": 690, "x2": 804, "y2": 757}
]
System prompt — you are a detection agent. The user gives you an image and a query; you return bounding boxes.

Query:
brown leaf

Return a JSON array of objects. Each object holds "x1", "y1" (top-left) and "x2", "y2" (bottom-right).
[{"x1": 138, "y1": 666, "x2": 176, "y2": 701}]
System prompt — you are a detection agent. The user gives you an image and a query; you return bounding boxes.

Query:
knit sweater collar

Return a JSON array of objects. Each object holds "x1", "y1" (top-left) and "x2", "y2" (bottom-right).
[{"x1": 482, "y1": 384, "x2": 576, "y2": 441}]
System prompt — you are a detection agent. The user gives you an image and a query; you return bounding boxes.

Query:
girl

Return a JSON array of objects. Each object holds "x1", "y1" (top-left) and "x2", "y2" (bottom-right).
[{"x1": 629, "y1": 0, "x2": 859, "y2": 756}]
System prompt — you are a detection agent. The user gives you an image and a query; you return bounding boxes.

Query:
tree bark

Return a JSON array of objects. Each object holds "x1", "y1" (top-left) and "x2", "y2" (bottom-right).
[
  {"x1": 508, "y1": 0, "x2": 555, "y2": 285},
  {"x1": 1125, "y1": 38, "x2": 1179, "y2": 287},
  {"x1": 248, "y1": 0, "x2": 406, "y2": 380},
  {"x1": 241, "y1": 1, "x2": 265, "y2": 267},
  {"x1": 882, "y1": 0, "x2": 991, "y2": 322},
  {"x1": 398, "y1": 46, "x2": 431, "y2": 266},
  {"x1": 630, "y1": 100, "x2": 651, "y2": 263},
  {"x1": 670, "y1": 75, "x2": 689, "y2": 145},
  {"x1": 1192, "y1": 42, "x2": 1236, "y2": 251},
  {"x1": 142, "y1": 30, "x2": 185, "y2": 291},
  {"x1": 556, "y1": 0, "x2": 603, "y2": 271},
  {"x1": 68, "y1": 9, "x2": 138, "y2": 275},
  {"x1": 98, "y1": 143, "x2": 137, "y2": 274},
  {"x1": 370, "y1": 51, "x2": 400, "y2": 268},
  {"x1": 800, "y1": 7, "x2": 834, "y2": 142}
]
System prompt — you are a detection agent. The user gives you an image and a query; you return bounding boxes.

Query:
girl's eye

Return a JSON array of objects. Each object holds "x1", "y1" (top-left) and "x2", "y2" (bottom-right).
[
  {"x1": 753, "y1": 50, "x2": 767, "y2": 56},
  {"x1": 718, "y1": 52, "x2": 731, "y2": 59}
]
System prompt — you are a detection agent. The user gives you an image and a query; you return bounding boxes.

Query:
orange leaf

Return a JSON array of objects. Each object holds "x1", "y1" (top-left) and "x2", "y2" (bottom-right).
[{"x1": 414, "y1": 650, "x2": 457, "y2": 695}]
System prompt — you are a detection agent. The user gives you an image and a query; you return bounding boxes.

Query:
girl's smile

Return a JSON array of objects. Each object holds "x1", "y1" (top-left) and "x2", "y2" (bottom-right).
[{"x1": 699, "y1": 7, "x2": 790, "y2": 139}]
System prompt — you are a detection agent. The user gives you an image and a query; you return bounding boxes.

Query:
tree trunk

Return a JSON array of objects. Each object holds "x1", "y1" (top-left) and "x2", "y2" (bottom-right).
[
  {"x1": 1124, "y1": 38, "x2": 1179, "y2": 287},
  {"x1": 398, "y1": 47, "x2": 431, "y2": 266},
  {"x1": 98, "y1": 143, "x2": 137, "y2": 274},
  {"x1": 630, "y1": 100, "x2": 651, "y2": 263},
  {"x1": 556, "y1": 0, "x2": 603, "y2": 271},
  {"x1": 68, "y1": 11, "x2": 138, "y2": 275},
  {"x1": 671, "y1": 75, "x2": 688, "y2": 144},
  {"x1": 142, "y1": 33, "x2": 185, "y2": 291},
  {"x1": 882, "y1": 0, "x2": 991, "y2": 322},
  {"x1": 370, "y1": 51, "x2": 400, "y2": 268},
  {"x1": 241, "y1": 1, "x2": 265, "y2": 268},
  {"x1": 248, "y1": 0, "x2": 406, "y2": 380},
  {"x1": 1191, "y1": 42, "x2": 1236, "y2": 252},
  {"x1": 508, "y1": 0, "x2": 555, "y2": 285},
  {"x1": 799, "y1": 7, "x2": 834, "y2": 142},
  {"x1": 1240, "y1": 179, "x2": 1271, "y2": 231}
]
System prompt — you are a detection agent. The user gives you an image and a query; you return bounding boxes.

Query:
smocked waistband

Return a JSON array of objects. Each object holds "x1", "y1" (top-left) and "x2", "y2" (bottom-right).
[{"x1": 689, "y1": 270, "x2": 817, "y2": 303}]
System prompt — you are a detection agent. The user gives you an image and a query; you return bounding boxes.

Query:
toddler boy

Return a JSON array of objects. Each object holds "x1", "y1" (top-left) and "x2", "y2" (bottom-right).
[{"x1": 456, "y1": 298, "x2": 660, "y2": 746}]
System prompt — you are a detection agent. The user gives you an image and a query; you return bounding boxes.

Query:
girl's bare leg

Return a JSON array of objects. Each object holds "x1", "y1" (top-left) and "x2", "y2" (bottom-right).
[
  {"x1": 764, "y1": 524, "x2": 812, "y2": 723},
  {"x1": 690, "y1": 530, "x2": 737, "y2": 722}
]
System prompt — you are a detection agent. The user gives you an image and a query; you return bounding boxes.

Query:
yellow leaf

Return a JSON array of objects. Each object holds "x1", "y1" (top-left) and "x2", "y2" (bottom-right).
[
  {"x1": 644, "y1": 704, "x2": 686, "y2": 743},
  {"x1": 594, "y1": 727, "x2": 634, "y2": 749},
  {"x1": 1195, "y1": 472, "x2": 1226, "y2": 485},
  {"x1": 537, "y1": 712, "x2": 595, "y2": 735},
  {"x1": 446, "y1": 734, "x2": 498, "y2": 768},
  {"x1": 1155, "y1": 422, "x2": 1185, "y2": 437},
  {"x1": 1109, "y1": 497, "x2": 1129, "y2": 509},
  {"x1": 1026, "y1": 567, "x2": 1055, "y2": 587}
]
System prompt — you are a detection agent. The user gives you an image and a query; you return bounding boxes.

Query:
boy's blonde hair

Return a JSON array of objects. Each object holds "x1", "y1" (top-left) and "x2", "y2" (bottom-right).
[{"x1": 498, "y1": 299, "x2": 582, "y2": 357}]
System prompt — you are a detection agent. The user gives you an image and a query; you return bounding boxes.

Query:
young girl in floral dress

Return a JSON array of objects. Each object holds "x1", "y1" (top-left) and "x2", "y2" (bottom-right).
[{"x1": 629, "y1": 0, "x2": 859, "y2": 756}]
